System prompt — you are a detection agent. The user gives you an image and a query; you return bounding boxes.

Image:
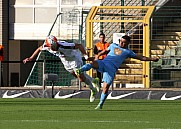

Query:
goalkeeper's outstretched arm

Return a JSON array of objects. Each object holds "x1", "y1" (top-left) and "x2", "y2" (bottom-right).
[{"x1": 23, "y1": 46, "x2": 43, "y2": 64}]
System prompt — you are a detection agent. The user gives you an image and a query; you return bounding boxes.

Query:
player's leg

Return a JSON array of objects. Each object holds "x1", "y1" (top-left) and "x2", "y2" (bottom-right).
[
  {"x1": 83, "y1": 73, "x2": 100, "y2": 102},
  {"x1": 75, "y1": 60, "x2": 103, "y2": 102},
  {"x1": 64, "y1": 61, "x2": 95, "y2": 92},
  {"x1": 95, "y1": 82, "x2": 110, "y2": 109},
  {"x1": 75, "y1": 61, "x2": 99, "y2": 75},
  {"x1": 83, "y1": 73, "x2": 100, "y2": 91},
  {"x1": 70, "y1": 59, "x2": 97, "y2": 90},
  {"x1": 60, "y1": 59, "x2": 88, "y2": 83},
  {"x1": 75, "y1": 60, "x2": 102, "y2": 92},
  {"x1": 59, "y1": 58, "x2": 97, "y2": 95},
  {"x1": 61, "y1": 63, "x2": 98, "y2": 101},
  {"x1": 71, "y1": 59, "x2": 100, "y2": 102},
  {"x1": 95, "y1": 71, "x2": 115, "y2": 109},
  {"x1": 72, "y1": 71, "x2": 94, "y2": 90},
  {"x1": 72, "y1": 71, "x2": 100, "y2": 102},
  {"x1": 96, "y1": 70, "x2": 102, "y2": 87}
]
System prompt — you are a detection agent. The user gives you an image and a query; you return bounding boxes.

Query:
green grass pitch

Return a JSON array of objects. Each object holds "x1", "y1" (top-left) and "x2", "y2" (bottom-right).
[{"x1": 0, "y1": 98, "x2": 181, "y2": 129}]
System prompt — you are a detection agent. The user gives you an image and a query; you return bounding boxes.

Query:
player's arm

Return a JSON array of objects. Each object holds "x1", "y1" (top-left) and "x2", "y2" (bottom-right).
[
  {"x1": 23, "y1": 46, "x2": 43, "y2": 64},
  {"x1": 95, "y1": 49, "x2": 110, "y2": 60},
  {"x1": 93, "y1": 45, "x2": 99, "y2": 60},
  {"x1": 74, "y1": 43, "x2": 86, "y2": 55},
  {"x1": 74, "y1": 43, "x2": 89, "y2": 60},
  {"x1": 133, "y1": 55, "x2": 159, "y2": 62}
]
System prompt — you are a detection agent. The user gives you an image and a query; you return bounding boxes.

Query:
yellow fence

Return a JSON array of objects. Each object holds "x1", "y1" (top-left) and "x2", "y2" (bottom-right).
[{"x1": 86, "y1": 6, "x2": 155, "y2": 88}]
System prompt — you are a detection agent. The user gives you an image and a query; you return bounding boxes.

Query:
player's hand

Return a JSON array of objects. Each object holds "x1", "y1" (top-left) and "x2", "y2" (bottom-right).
[
  {"x1": 83, "y1": 55, "x2": 88, "y2": 60},
  {"x1": 94, "y1": 55, "x2": 99, "y2": 60},
  {"x1": 82, "y1": 55, "x2": 89, "y2": 61},
  {"x1": 23, "y1": 58, "x2": 32, "y2": 64},
  {"x1": 94, "y1": 57, "x2": 98, "y2": 60}
]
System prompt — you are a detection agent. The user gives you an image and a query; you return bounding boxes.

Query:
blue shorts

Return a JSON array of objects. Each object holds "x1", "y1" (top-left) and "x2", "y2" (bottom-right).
[{"x1": 95, "y1": 60, "x2": 116, "y2": 85}]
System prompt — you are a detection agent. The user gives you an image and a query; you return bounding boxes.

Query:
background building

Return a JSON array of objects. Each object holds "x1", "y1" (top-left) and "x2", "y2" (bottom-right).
[{"x1": 2, "y1": 0, "x2": 101, "y2": 86}]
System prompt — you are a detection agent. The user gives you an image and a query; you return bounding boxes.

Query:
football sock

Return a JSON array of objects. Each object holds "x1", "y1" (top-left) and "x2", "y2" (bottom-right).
[
  {"x1": 80, "y1": 64, "x2": 92, "y2": 72},
  {"x1": 98, "y1": 92, "x2": 108, "y2": 107},
  {"x1": 84, "y1": 73, "x2": 94, "y2": 90}
]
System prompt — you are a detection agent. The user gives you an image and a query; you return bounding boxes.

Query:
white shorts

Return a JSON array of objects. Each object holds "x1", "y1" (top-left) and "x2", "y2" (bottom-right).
[{"x1": 60, "y1": 57, "x2": 83, "y2": 73}]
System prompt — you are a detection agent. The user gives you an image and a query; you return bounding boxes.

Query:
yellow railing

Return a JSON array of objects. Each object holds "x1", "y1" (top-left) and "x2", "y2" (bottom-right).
[{"x1": 86, "y1": 6, "x2": 155, "y2": 88}]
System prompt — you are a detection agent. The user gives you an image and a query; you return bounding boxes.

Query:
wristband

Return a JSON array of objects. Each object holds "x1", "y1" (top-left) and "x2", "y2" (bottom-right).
[{"x1": 84, "y1": 55, "x2": 88, "y2": 60}]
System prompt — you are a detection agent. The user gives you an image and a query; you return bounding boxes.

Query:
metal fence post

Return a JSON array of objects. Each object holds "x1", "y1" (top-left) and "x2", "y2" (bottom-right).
[{"x1": 42, "y1": 60, "x2": 46, "y2": 98}]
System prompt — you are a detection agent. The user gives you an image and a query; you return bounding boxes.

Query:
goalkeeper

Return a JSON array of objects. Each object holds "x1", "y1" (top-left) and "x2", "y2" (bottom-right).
[{"x1": 23, "y1": 35, "x2": 99, "y2": 102}]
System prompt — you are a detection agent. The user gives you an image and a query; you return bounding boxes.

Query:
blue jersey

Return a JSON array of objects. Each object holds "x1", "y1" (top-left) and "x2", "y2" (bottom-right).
[{"x1": 102, "y1": 43, "x2": 136, "y2": 70}]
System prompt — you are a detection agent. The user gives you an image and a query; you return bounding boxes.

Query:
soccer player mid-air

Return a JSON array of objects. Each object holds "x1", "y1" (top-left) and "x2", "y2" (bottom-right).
[
  {"x1": 75, "y1": 35, "x2": 159, "y2": 109},
  {"x1": 23, "y1": 35, "x2": 100, "y2": 102}
]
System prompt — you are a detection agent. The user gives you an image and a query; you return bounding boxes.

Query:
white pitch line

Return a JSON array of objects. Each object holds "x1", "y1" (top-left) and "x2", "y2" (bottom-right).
[
  {"x1": 0, "y1": 120, "x2": 148, "y2": 123},
  {"x1": 1, "y1": 120, "x2": 181, "y2": 124}
]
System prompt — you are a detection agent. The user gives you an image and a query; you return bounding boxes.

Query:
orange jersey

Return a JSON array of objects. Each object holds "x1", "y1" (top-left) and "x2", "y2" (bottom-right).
[
  {"x1": 0, "y1": 45, "x2": 4, "y2": 61},
  {"x1": 94, "y1": 42, "x2": 110, "y2": 60}
]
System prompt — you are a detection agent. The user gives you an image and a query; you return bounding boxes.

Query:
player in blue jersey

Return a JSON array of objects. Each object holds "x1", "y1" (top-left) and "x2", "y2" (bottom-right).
[{"x1": 75, "y1": 35, "x2": 159, "y2": 109}]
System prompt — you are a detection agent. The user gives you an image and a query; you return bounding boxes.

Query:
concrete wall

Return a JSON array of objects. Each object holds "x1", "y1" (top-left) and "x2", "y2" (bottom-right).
[{"x1": 9, "y1": 40, "x2": 20, "y2": 86}]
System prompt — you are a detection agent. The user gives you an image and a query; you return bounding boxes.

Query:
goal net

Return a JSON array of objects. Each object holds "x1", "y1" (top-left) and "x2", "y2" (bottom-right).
[{"x1": 25, "y1": 50, "x2": 75, "y2": 87}]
